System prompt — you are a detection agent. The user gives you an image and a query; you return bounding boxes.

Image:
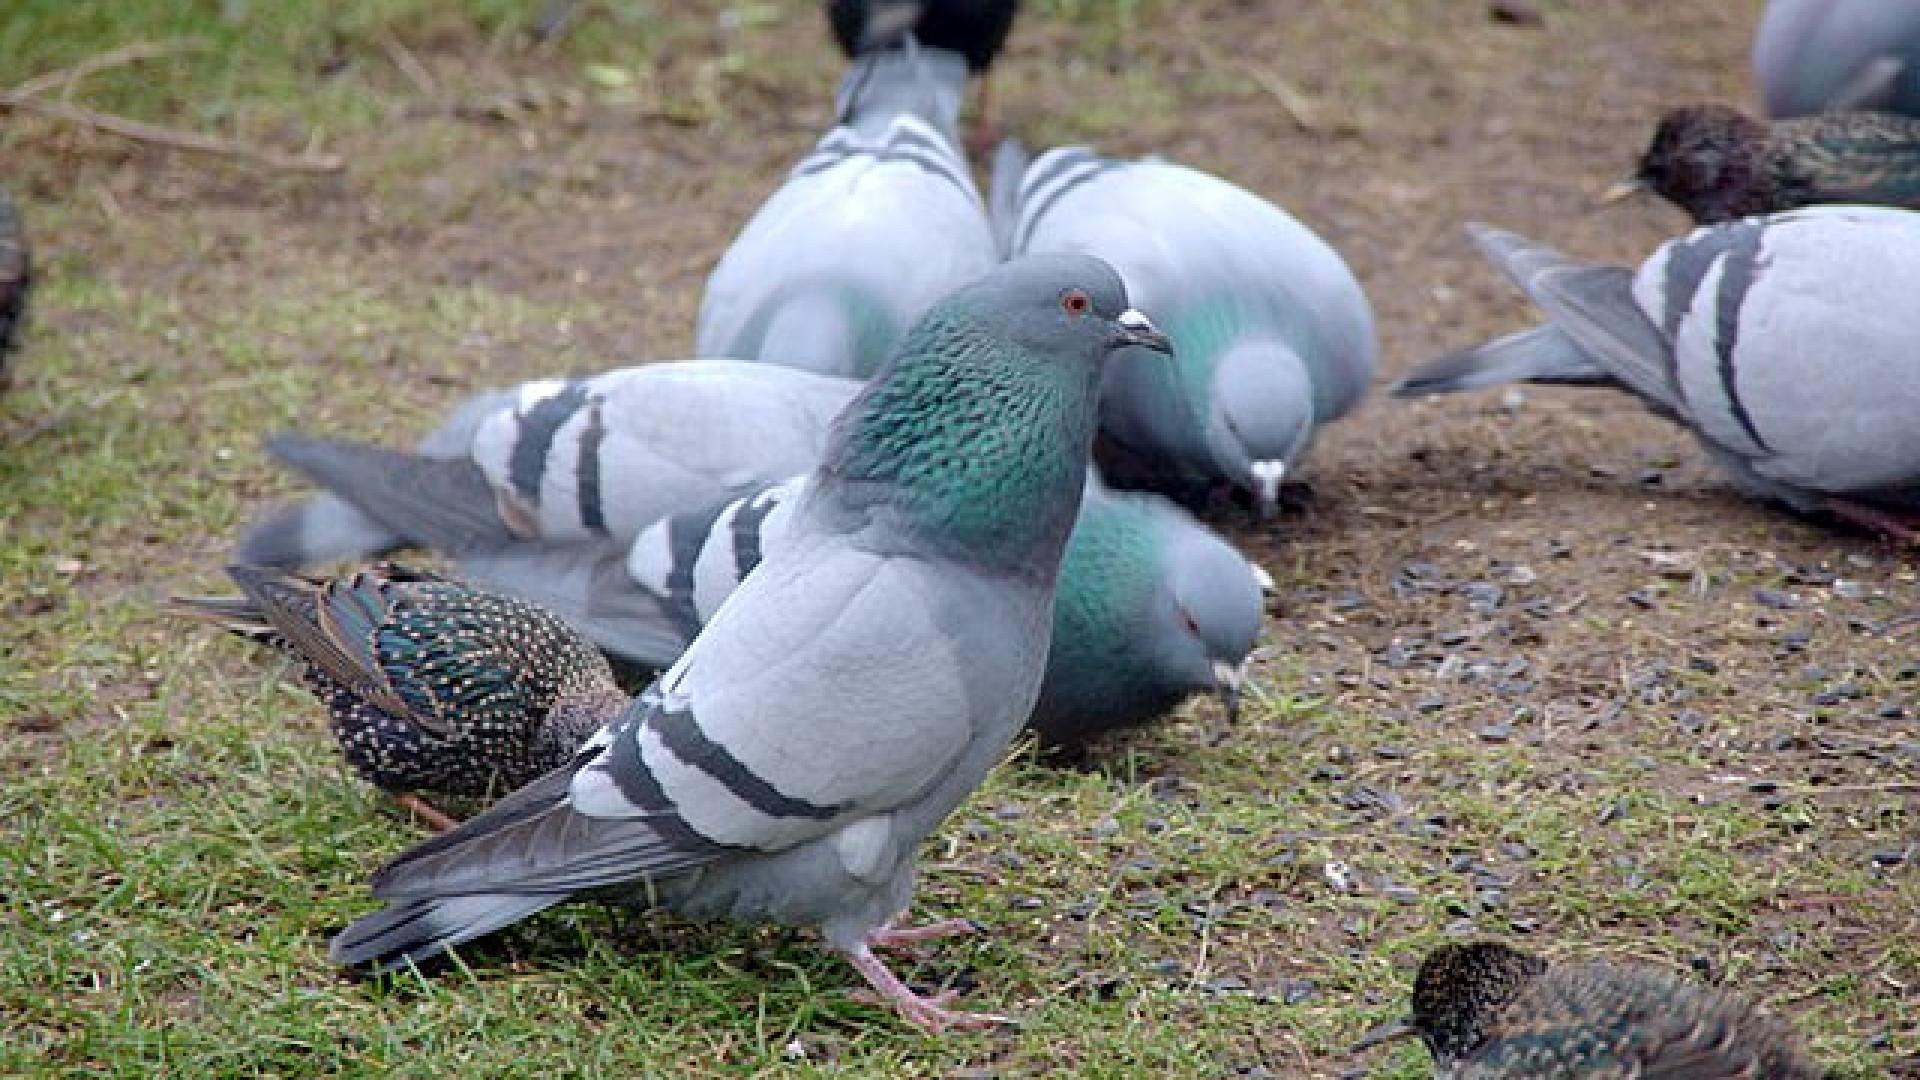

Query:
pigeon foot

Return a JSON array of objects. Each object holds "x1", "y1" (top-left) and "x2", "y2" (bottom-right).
[
  {"x1": 845, "y1": 943, "x2": 1012, "y2": 1032},
  {"x1": 393, "y1": 793, "x2": 462, "y2": 833}
]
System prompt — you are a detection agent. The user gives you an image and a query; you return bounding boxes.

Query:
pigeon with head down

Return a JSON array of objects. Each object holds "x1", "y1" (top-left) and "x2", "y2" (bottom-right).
[
  {"x1": 1394, "y1": 207, "x2": 1920, "y2": 543},
  {"x1": 995, "y1": 141, "x2": 1377, "y2": 518},
  {"x1": 328, "y1": 253, "x2": 1171, "y2": 1031},
  {"x1": 623, "y1": 472, "x2": 1265, "y2": 747},
  {"x1": 695, "y1": 33, "x2": 998, "y2": 379}
]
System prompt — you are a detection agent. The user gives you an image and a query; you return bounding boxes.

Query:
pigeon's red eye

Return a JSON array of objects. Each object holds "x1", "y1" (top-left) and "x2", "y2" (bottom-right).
[{"x1": 1061, "y1": 289, "x2": 1091, "y2": 316}]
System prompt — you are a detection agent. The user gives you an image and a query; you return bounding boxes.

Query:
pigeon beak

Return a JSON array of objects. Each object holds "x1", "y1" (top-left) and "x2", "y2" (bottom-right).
[
  {"x1": 1116, "y1": 308, "x2": 1173, "y2": 355},
  {"x1": 1599, "y1": 174, "x2": 1644, "y2": 205},
  {"x1": 1211, "y1": 659, "x2": 1245, "y2": 724},
  {"x1": 1250, "y1": 459, "x2": 1286, "y2": 520},
  {"x1": 1350, "y1": 1017, "x2": 1419, "y2": 1052}
]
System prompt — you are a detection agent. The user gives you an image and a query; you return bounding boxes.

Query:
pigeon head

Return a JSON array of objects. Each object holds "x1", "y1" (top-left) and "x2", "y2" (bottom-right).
[
  {"x1": 822, "y1": 253, "x2": 1169, "y2": 570},
  {"x1": 1038, "y1": 485, "x2": 1263, "y2": 741},
  {"x1": 1407, "y1": 940, "x2": 1550, "y2": 1066},
  {"x1": 1621, "y1": 104, "x2": 1776, "y2": 224},
  {"x1": 1158, "y1": 514, "x2": 1265, "y2": 721},
  {"x1": 1204, "y1": 337, "x2": 1315, "y2": 518}
]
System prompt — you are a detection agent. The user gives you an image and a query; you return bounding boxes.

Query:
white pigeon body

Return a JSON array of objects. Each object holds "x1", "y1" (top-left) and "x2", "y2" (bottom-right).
[
  {"x1": 327, "y1": 252, "x2": 1173, "y2": 1030},
  {"x1": 237, "y1": 361, "x2": 858, "y2": 569},
  {"x1": 695, "y1": 45, "x2": 999, "y2": 378},
  {"x1": 999, "y1": 145, "x2": 1377, "y2": 512},
  {"x1": 1395, "y1": 206, "x2": 1920, "y2": 517},
  {"x1": 1755, "y1": 0, "x2": 1920, "y2": 118}
]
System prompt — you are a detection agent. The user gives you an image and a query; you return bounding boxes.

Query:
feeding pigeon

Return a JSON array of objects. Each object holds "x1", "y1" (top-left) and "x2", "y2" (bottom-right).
[
  {"x1": 327, "y1": 253, "x2": 1171, "y2": 1031},
  {"x1": 0, "y1": 189, "x2": 31, "y2": 391},
  {"x1": 622, "y1": 473, "x2": 1265, "y2": 746},
  {"x1": 1393, "y1": 209, "x2": 1920, "y2": 542},
  {"x1": 236, "y1": 361, "x2": 859, "y2": 571},
  {"x1": 1606, "y1": 103, "x2": 1920, "y2": 224},
  {"x1": 824, "y1": 0, "x2": 1020, "y2": 153},
  {"x1": 173, "y1": 565, "x2": 624, "y2": 832},
  {"x1": 1356, "y1": 940, "x2": 1820, "y2": 1078},
  {"x1": 995, "y1": 141, "x2": 1378, "y2": 517},
  {"x1": 694, "y1": 38, "x2": 999, "y2": 379},
  {"x1": 1754, "y1": 0, "x2": 1920, "y2": 119}
]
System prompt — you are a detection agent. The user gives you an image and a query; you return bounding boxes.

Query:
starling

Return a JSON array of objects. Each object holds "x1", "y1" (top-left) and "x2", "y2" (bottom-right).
[
  {"x1": 175, "y1": 564, "x2": 626, "y2": 830},
  {"x1": 1608, "y1": 103, "x2": 1920, "y2": 224},
  {"x1": 1359, "y1": 940, "x2": 1821, "y2": 1078}
]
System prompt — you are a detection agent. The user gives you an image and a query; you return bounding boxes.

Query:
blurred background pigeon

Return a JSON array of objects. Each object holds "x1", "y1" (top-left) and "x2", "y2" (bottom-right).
[
  {"x1": 1395, "y1": 209, "x2": 1920, "y2": 543},
  {"x1": 1754, "y1": 0, "x2": 1920, "y2": 118},
  {"x1": 695, "y1": 39, "x2": 997, "y2": 378},
  {"x1": 0, "y1": 190, "x2": 31, "y2": 393},
  {"x1": 996, "y1": 142, "x2": 1377, "y2": 518},
  {"x1": 826, "y1": 0, "x2": 1021, "y2": 153}
]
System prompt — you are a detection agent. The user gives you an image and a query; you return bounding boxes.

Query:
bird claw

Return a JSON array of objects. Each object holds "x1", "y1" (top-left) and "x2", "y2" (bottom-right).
[
  {"x1": 844, "y1": 940, "x2": 1013, "y2": 1033},
  {"x1": 869, "y1": 916, "x2": 981, "y2": 950}
]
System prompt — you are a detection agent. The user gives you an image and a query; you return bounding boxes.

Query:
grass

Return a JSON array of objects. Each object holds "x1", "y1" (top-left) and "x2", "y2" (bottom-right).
[{"x1": 2, "y1": 1, "x2": 1915, "y2": 1077}]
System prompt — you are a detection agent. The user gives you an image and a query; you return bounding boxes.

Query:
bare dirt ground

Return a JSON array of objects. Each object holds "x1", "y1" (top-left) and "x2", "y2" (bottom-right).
[{"x1": 4, "y1": 0, "x2": 1915, "y2": 1074}]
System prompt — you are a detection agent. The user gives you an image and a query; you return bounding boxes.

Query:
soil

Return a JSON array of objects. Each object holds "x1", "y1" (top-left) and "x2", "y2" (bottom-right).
[{"x1": 4, "y1": 0, "x2": 1914, "y2": 1071}]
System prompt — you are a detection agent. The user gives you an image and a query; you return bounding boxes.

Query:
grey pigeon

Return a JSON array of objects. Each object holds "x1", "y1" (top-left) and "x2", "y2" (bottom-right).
[
  {"x1": 824, "y1": 0, "x2": 1021, "y2": 153},
  {"x1": 0, "y1": 189, "x2": 30, "y2": 391},
  {"x1": 996, "y1": 142, "x2": 1378, "y2": 517},
  {"x1": 236, "y1": 361, "x2": 858, "y2": 571},
  {"x1": 1393, "y1": 208, "x2": 1920, "y2": 542},
  {"x1": 327, "y1": 253, "x2": 1171, "y2": 1031},
  {"x1": 1755, "y1": 0, "x2": 1920, "y2": 119},
  {"x1": 624, "y1": 473, "x2": 1266, "y2": 746},
  {"x1": 1358, "y1": 940, "x2": 1820, "y2": 1079},
  {"x1": 173, "y1": 565, "x2": 623, "y2": 832},
  {"x1": 694, "y1": 42, "x2": 998, "y2": 379},
  {"x1": 1608, "y1": 103, "x2": 1920, "y2": 224}
]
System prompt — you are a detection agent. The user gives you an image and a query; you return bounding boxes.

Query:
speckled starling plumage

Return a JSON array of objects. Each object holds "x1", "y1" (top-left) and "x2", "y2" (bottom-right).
[
  {"x1": 176, "y1": 565, "x2": 625, "y2": 826},
  {"x1": 1391, "y1": 940, "x2": 1820, "y2": 1079},
  {"x1": 1622, "y1": 103, "x2": 1920, "y2": 224}
]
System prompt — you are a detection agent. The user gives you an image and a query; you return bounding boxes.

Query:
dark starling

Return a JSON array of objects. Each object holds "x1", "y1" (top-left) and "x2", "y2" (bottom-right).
[
  {"x1": 175, "y1": 564, "x2": 626, "y2": 831},
  {"x1": 1360, "y1": 940, "x2": 1821, "y2": 1078},
  {"x1": 0, "y1": 189, "x2": 31, "y2": 392},
  {"x1": 1610, "y1": 103, "x2": 1920, "y2": 224}
]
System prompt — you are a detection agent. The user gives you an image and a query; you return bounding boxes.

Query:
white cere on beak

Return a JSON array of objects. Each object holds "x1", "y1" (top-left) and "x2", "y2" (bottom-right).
[
  {"x1": 1250, "y1": 458, "x2": 1287, "y2": 516},
  {"x1": 1247, "y1": 560, "x2": 1276, "y2": 594}
]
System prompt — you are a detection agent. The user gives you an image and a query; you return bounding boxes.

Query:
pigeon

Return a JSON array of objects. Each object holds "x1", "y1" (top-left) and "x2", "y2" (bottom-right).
[
  {"x1": 622, "y1": 473, "x2": 1265, "y2": 746},
  {"x1": 824, "y1": 0, "x2": 1021, "y2": 153},
  {"x1": 0, "y1": 189, "x2": 31, "y2": 391},
  {"x1": 693, "y1": 39, "x2": 999, "y2": 379},
  {"x1": 1754, "y1": 0, "x2": 1920, "y2": 119},
  {"x1": 1356, "y1": 940, "x2": 1820, "y2": 1078},
  {"x1": 173, "y1": 565, "x2": 624, "y2": 832},
  {"x1": 826, "y1": 0, "x2": 1019, "y2": 75},
  {"x1": 236, "y1": 361, "x2": 859, "y2": 571},
  {"x1": 326, "y1": 253, "x2": 1171, "y2": 1031},
  {"x1": 1606, "y1": 103, "x2": 1920, "y2": 224},
  {"x1": 1393, "y1": 209, "x2": 1920, "y2": 542},
  {"x1": 996, "y1": 142, "x2": 1378, "y2": 517}
]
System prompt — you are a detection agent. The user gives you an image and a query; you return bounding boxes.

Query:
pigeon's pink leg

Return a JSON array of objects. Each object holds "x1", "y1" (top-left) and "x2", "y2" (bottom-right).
[
  {"x1": 1824, "y1": 497, "x2": 1920, "y2": 546},
  {"x1": 394, "y1": 793, "x2": 462, "y2": 833},
  {"x1": 844, "y1": 943, "x2": 1011, "y2": 1032},
  {"x1": 870, "y1": 914, "x2": 980, "y2": 948}
]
